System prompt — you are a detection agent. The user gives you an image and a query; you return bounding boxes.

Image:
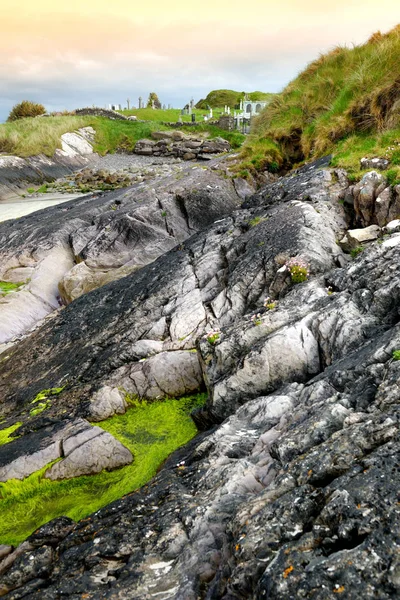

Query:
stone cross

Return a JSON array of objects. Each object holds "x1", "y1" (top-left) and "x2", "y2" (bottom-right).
[
  {"x1": 209, "y1": 108, "x2": 213, "y2": 119},
  {"x1": 151, "y1": 99, "x2": 155, "y2": 109},
  {"x1": 127, "y1": 98, "x2": 130, "y2": 110},
  {"x1": 190, "y1": 97, "x2": 195, "y2": 110},
  {"x1": 138, "y1": 97, "x2": 143, "y2": 109},
  {"x1": 188, "y1": 102, "x2": 192, "y2": 115}
]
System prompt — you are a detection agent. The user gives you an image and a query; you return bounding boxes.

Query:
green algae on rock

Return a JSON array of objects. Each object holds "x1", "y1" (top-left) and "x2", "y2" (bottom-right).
[{"x1": 0, "y1": 393, "x2": 206, "y2": 546}]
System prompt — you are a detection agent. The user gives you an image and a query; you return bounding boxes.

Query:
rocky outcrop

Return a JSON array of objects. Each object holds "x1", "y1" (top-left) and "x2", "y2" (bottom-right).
[
  {"x1": 0, "y1": 159, "x2": 399, "y2": 598},
  {"x1": 0, "y1": 160, "x2": 242, "y2": 344},
  {"x1": 0, "y1": 127, "x2": 96, "y2": 200}
]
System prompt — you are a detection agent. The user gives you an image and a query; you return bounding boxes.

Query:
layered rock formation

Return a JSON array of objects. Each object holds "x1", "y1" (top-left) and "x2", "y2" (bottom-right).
[{"x1": 0, "y1": 158, "x2": 399, "y2": 598}]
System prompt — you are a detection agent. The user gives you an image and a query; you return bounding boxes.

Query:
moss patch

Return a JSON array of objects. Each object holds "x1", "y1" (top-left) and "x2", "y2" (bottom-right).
[
  {"x1": 0, "y1": 393, "x2": 206, "y2": 546},
  {"x1": 0, "y1": 281, "x2": 23, "y2": 296},
  {"x1": 0, "y1": 423, "x2": 22, "y2": 446},
  {"x1": 29, "y1": 387, "x2": 64, "y2": 417}
]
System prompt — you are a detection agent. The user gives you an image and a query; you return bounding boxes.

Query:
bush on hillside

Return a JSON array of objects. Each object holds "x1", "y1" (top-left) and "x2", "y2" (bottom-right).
[
  {"x1": 146, "y1": 93, "x2": 161, "y2": 110},
  {"x1": 7, "y1": 100, "x2": 46, "y2": 122}
]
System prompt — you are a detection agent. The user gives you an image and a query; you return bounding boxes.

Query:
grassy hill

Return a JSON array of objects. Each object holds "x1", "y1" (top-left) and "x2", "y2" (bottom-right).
[
  {"x1": 196, "y1": 89, "x2": 273, "y2": 109},
  {"x1": 239, "y1": 25, "x2": 400, "y2": 181}
]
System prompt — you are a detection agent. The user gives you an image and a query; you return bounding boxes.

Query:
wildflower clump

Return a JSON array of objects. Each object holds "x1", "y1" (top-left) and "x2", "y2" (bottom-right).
[
  {"x1": 264, "y1": 297, "x2": 277, "y2": 310},
  {"x1": 250, "y1": 313, "x2": 262, "y2": 326},
  {"x1": 286, "y1": 256, "x2": 310, "y2": 284},
  {"x1": 204, "y1": 329, "x2": 221, "y2": 345}
]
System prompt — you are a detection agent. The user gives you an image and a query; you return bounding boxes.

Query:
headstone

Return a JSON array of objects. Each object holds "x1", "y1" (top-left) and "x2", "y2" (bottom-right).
[
  {"x1": 188, "y1": 102, "x2": 192, "y2": 115},
  {"x1": 227, "y1": 107, "x2": 231, "y2": 115},
  {"x1": 190, "y1": 97, "x2": 195, "y2": 110},
  {"x1": 151, "y1": 99, "x2": 155, "y2": 109},
  {"x1": 181, "y1": 109, "x2": 185, "y2": 116},
  {"x1": 191, "y1": 113, "x2": 196, "y2": 123},
  {"x1": 162, "y1": 104, "x2": 166, "y2": 110},
  {"x1": 138, "y1": 97, "x2": 143, "y2": 109},
  {"x1": 118, "y1": 104, "x2": 122, "y2": 111},
  {"x1": 209, "y1": 108, "x2": 213, "y2": 119},
  {"x1": 178, "y1": 116, "x2": 183, "y2": 123},
  {"x1": 168, "y1": 104, "x2": 171, "y2": 109},
  {"x1": 108, "y1": 104, "x2": 112, "y2": 110},
  {"x1": 127, "y1": 98, "x2": 130, "y2": 110}
]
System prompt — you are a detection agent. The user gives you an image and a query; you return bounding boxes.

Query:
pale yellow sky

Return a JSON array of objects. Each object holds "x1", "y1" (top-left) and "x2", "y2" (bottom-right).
[{"x1": 0, "y1": 1, "x2": 399, "y2": 120}]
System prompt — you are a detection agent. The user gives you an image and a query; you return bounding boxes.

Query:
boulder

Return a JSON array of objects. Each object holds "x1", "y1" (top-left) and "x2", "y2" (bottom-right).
[
  {"x1": 353, "y1": 170, "x2": 385, "y2": 226},
  {"x1": 384, "y1": 218, "x2": 400, "y2": 234},
  {"x1": 375, "y1": 186, "x2": 392, "y2": 226},
  {"x1": 0, "y1": 418, "x2": 132, "y2": 482},
  {"x1": 88, "y1": 386, "x2": 128, "y2": 421},
  {"x1": 360, "y1": 156, "x2": 390, "y2": 170},
  {"x1": 44, "y1": 430, "x2": 132, "y2": 480},
  {"x1": 346, "y1": 224, "x2": 380, "y2": 246}
]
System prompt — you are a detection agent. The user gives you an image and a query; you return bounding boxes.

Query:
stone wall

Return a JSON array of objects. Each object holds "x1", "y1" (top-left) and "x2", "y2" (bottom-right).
[
  {"x1": 134, "y1": 132, "x2": 231, "y2": 160},
  {"x1": 75, "y1": 107, "x2": 128, "y2": 121}
]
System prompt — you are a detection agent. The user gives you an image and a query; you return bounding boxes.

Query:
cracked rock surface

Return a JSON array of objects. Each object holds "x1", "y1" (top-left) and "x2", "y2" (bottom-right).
[{"x1": 0, "y1": 160, "x2": 399, "y2": 598}]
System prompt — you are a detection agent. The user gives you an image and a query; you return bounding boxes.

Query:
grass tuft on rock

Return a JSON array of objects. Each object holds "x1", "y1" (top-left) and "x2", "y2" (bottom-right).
[{"x1": 0, "y1": 393, "x2": 206, "y2": 546}]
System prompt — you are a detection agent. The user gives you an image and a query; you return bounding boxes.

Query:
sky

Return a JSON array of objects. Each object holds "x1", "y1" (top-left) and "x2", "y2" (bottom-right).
[{"x1": 0, "y1": 0, "x2": 399, "y2": 122}]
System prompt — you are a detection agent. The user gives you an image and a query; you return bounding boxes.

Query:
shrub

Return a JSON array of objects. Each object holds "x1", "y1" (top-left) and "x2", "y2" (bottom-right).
[{"x1": 7, "y1": 100, "x2": 46, "y2": 122}]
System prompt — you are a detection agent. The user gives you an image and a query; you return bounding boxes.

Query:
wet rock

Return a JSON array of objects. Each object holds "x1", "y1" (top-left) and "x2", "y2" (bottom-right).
[{"x1": 0, "y1": 159, "x2": 399, "y2": 598}]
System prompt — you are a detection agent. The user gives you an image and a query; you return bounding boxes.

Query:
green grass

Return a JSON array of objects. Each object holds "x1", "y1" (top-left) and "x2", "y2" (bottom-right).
[
  {"x1": 392, "y1": 350, "x2": 400, "y2": 360},
  {"x1": 0, "y1": 281, "x2": 23, "y2": 296},
  {"x1": 330, "y1": 129, "x2": 400, "y2": 181},
  {"x1": 0, "y1": 393, "x2": 206, "y2": 546},
  {"x1": 0, "y1": 423, "x2": 22, "y2": 446},
  {"x1": 0, "y1": 116, "x2": 92, "y2": 157},
  {"x1": 29, "y1": 388, "x2": 64, "y2": 417},
  {"x1": 0, "y1": 114, "x2": 244, "y2": 159},
  {"x1": 238, "y1": 25, "x2": 400, "y2": 176},
  {"x1": 350, "y1": 246, "x2": 364, "y2": 258}
]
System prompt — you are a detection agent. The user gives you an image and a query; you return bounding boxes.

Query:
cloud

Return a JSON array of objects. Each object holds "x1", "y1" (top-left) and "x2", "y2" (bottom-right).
[{"x1": 0, "y1": 2, "x2": 399, "y2": 121}]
